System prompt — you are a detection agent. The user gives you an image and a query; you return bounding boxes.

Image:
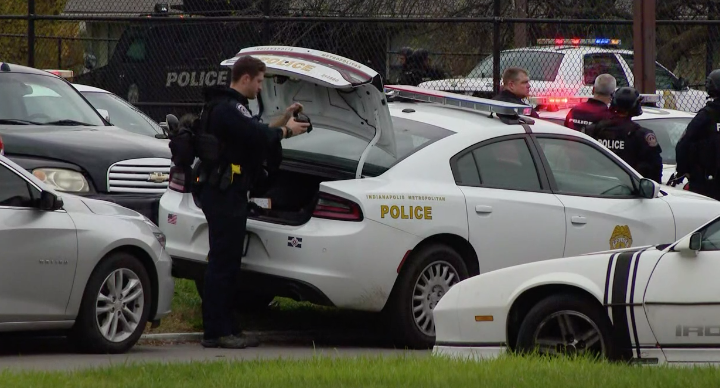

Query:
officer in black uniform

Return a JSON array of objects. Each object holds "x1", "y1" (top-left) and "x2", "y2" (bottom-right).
[
  {"x1": 492, "y1": 67, "x2": 540, "y2": 118},
  {"x1": 586, "y1": 87, "x2": 663, "y2": 183},
  {"x1": 197, "y1": 55, "x2": 310, "y2": 349},
  {"x1": 675, "y1": 69, "x2": 720, "y2": 200},
  {"x1": 564, "y1": 73, "x2": 616, "y2": 133},
  {"x1": 395, "y1": 47, "x2": 414, "y2": 85}
]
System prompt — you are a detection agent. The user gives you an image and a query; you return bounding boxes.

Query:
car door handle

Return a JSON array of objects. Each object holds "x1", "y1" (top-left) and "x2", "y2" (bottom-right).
[
  {"x1": 475, "y1": 205, "x2": 493, "y2": 214},
  {"x1": 571, "y1": 216, "x2": 587, "y2": 225}
]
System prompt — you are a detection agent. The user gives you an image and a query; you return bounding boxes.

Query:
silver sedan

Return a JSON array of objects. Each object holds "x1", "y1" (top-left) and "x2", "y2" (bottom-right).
[{"x1": 0, "y1": 154, "x2": 173, "y2": 354}]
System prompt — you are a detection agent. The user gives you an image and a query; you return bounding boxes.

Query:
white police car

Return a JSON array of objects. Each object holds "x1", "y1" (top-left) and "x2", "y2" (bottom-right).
[
  {"x1": 158, "y1": 46, "x2": 720, "y2": 349},
  {"x1": 433, "y1": 212, "x2": 720, "y2": 365},
  {"x1": 531, "y1": 95, "x2": 693, "y2": 187},
  {"x1": 418, "y1": 38, "x2": 706, "y2": 113}
]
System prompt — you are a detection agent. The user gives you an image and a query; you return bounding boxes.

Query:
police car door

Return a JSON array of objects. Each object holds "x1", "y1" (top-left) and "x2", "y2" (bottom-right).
[
  {"x1": 532, "y1": 135, "x2": 675, "y2": 257},
  {"x1": 643, "y1": 217, "x2": 720, "y2": 363}
]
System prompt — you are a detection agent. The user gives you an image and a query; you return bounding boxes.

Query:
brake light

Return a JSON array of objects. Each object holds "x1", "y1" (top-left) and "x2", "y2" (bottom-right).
[
  {"x1": 312, "y1": 192, "x2": 363, "y2": 221},
  {"x1": 168, "y1": 165, "x2": 189, "y2": 192}
]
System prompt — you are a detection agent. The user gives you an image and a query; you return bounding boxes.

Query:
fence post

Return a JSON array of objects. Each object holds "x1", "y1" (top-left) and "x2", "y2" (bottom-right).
[
  {"x1": 28, "y1": 0, "x2": 35, "y2": 67},
  {"x1": 493, "y1": 0, "x2": 501, "y2": 95},
  {"x1": 633, "y1": 0, "x2": 656, "y2": 93},
  {"x1": 263, "y1": 0, "x2": 271, "y2": 44},
  {"x1": 57, "y1": 38, "x2": 62, "y2": 69}
]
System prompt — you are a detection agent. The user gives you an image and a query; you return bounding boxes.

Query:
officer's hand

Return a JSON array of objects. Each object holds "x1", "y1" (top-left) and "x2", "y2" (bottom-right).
[
  {"x1": 284, "y1": 103, "x2": 303, "y2": 121},
  {"x1": 286, "y1": 117, "x2": 310, "y2": 137}
]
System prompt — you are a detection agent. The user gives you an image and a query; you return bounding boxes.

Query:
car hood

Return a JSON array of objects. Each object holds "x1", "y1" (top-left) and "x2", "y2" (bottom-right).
[
  {"x1": 221, "y1": 46, "x2": 397, "y2": 158},
  {"x1": 0, "y1": 125, "x2": 171, "y2": 192}
]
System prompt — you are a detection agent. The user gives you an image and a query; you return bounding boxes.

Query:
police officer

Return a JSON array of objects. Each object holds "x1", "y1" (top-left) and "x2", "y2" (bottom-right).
[
  {"x1": 492, "y1": 67, "x2": 540, "y2": 118},
  {"x1": 395, "y1": 47, "x2": 414, "y2": 85},
  {"x1": 197, "y1": 55, "x2": 310, "y2": 349},
  {"x1": 564, "y1": 73, "x2": 616, "y2": 133},
  {"x1": 675, "y1": 69, "x2": 720, "y2": 200},
  {"x1": 586, "y1": 87, "x2": 663, "y2": 183}
]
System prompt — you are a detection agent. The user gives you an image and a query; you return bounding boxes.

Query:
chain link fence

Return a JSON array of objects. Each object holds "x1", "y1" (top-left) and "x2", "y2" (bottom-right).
[{"x1": 2, "y1": 0, "x2": 720, "y2": 121}]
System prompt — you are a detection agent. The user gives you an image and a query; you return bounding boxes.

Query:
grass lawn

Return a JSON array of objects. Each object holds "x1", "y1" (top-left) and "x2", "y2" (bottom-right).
[
  {"x1": 143, "y1": 279, "x2": 387, "y2": 336},
  {"x1": 3, "y1": 353, "x2": 720, "y2": 387}
]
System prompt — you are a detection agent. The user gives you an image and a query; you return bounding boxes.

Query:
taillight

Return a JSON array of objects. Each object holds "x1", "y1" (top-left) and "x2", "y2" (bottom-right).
[
  {"x1": 312, "y1": 192, "x2": 363, "y2": 221},
  {"x1": 168, "y1": 165, "x2": 189, "y2": 192}
]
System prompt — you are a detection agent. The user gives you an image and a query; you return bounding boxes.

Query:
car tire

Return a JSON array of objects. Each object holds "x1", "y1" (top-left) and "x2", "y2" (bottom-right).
[
  {"x1": 70, "y1": 252, "x2": 152, "y2": 354},
  {"x1": 194, "y1": 278, "x2": 274, "y2": 312},
  {"x1": 515, "y1": 293, "x2": 617, "y2": 360},
  {"x1": 387, "y1": 243, "x2": 469, "y2": 349}
]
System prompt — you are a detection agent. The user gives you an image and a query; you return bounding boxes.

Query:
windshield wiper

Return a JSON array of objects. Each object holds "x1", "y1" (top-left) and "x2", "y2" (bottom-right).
[
  {"x1": 44, "y1": 119, "x2": 95, "y2": 126},
  {"x1": 0, "y1": 119, "x2": 41, "y2": 125}
]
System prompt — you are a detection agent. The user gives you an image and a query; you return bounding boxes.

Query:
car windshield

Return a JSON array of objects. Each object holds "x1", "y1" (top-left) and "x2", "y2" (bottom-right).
[
  {"x1": 280, "y1": 116, "x2": 455, "y2": 176},
  {"x1": 636, "y1": 117, "x2": 689, "y2": 165},
  {"x1": 467, "y1": 51, "x2": 564, "y2": 82},
  {"x1": 0, "y1": 72, "x2": 106, "y2": 127},
  {"x1": 81, "y1": 91, "x2": 163, "y2": 136}
]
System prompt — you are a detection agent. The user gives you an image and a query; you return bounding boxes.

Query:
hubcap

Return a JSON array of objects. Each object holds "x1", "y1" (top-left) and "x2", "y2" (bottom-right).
[
  {"x1": 532, "y1": 310, "x2": 606, "y2": 357},
  {"x1": 95, "y1": 268, "x2": 144, "y2": 343},
  {"x1": 412, "y1": 261, "x2": 460, "y2": 336}
]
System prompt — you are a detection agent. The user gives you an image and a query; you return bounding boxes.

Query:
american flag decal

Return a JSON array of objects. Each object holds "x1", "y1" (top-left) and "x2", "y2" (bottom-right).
[
  {"x1": 167, "y1": 214, "x2": 177, "y2": 225},
  {"x1": 287, "y1": 236, "x2": 302, "y2": 248}
]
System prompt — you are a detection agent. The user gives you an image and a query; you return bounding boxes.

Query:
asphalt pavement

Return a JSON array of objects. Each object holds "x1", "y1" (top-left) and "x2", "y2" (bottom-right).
[{"x1": 0, "y1": 333, "x2": 429, "y2": 372}]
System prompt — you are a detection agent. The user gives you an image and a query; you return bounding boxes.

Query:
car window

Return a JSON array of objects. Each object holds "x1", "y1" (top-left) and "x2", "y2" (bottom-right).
[
  {"x1": 634, "y1": 117, "x2": 690, "y2": 165},
  {"x1": 0, "y1": 164, "x2": 38, "y2": 207},
  {"x1": 81, "y1": 91, "x2": 162, "y2": 136},
  {"x1": 583, "y1": 53, "x2": 629, "y2": 86},
  {"x1": 700, "y1": 218, "x2": 720, "y2": 251},
  {"x1": 281, "y1": 117, "x2": 454, "y2": 177},
  {"x1": 125, "y1": 38, "x2": 147, "y2": 62},
  {"x1": 0, "y1": 73, "x2": 106, "y2": 127},
  {"x1": 467, "y1": 51, "x2": 564, "y2": 82},
  {"x1": 620, "y1": 54, "x2": 680, "y2": 90},
  {"x1": 537, "y1": 137, "x2": 636, "y2": 197},
  {"x1": 454, "y1": 138, "x2": 541, "y2": 191}
]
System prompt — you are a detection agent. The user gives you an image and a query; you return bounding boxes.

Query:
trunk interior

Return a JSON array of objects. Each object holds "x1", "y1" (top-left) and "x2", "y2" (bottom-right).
[{"x1": 192, "y1": 160, "x2": 354, "y2": 226}]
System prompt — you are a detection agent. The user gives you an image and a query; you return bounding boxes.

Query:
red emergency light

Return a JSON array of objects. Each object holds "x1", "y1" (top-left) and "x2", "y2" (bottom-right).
[{"x1": 44, "y1": 69, "x2": 74, "y2": 79}]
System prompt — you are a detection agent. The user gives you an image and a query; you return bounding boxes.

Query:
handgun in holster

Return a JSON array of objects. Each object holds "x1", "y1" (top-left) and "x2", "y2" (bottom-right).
[{"x1": 219, "y1": 163, "x2": 242, "y2": 191}]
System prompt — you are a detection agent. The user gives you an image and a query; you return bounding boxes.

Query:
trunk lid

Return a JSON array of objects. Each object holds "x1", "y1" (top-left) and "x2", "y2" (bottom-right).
[{"x1": 220, "y1": 46, "x2": 397, "y2": 158}]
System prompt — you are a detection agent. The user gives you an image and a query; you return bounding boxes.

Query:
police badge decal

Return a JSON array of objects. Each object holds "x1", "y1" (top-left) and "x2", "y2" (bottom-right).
[
  {"x1": 236, "y1": 103, "x2": 252, "y2": 118},
  {"x1": 609, "y1": 225, "x2": 633, "y2": 249}
]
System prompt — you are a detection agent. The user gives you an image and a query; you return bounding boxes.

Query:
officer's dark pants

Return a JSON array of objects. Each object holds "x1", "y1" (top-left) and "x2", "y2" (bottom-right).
[{"x1": 199, "y1": 182, "x2": 248, "y2": 340}]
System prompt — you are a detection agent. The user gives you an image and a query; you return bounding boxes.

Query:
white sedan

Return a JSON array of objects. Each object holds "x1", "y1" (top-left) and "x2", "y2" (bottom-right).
[
  {"x1": 532, "y1": 96, "x2": 693, "y2": 187},
  {"x1": 0, "y1": 153, "x2": 173, "y2": 353},
  {"x1": 159, "y1": 46, "x2": 720, "y2": 349},
  {"x1": 433, "y1": 213, "x2": 720, "y2": 365}
]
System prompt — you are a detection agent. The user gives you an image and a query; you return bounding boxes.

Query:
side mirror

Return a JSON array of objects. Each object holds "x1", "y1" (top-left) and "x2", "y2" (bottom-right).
[
  {"x1": 38, "y1": 190, "x2": 63, "y2": 211},
  {"x1": 674, "y1": 231, "x2": 702, "y2": 256},
  {"x1": 97, "y1": 108, "x2": 110, "y2": 122},
  {"x1": 638, "y1": 178, "x2": 660, "y2": 199}
]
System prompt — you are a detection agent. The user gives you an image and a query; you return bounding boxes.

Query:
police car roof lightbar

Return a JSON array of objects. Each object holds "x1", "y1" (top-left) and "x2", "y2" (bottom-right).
[
  {"x1": 537, "y1": 38, "x2": 621, "y2": 47},
  {"x1": 44, "y1": 69, "x2": 73, "y2": 79},
  {"x1": 530, "y1": 93, "x2": 661, "y2": 107},
  {"x1": 384, "y1": 85, "x2": 533, "y2": 116}
]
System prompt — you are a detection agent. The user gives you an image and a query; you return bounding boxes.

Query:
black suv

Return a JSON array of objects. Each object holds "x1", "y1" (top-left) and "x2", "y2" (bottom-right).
[{"x1": 0, "y1": 62, "x2": 171, "y2": 224}]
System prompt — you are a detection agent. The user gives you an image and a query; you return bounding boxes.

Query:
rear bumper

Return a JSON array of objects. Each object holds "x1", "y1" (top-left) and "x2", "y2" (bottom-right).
[
  {"x1": 171, "y1": 256, "x2": 335, "y2": 306},
  {"x1": 84, "y1": 193, "x2": 162, "y2": 225}
]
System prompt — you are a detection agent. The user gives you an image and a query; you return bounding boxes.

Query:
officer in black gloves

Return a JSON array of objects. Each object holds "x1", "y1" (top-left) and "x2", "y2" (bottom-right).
[
  {"x1": 196, "y1": 55, "x2": 309, "y2": 349},
  {"x1": 585, "y1": 87, "x2": 663, "y2": 183},
  {"x1": 675, "y1": 69, "x2": 720, "y2": 200}
]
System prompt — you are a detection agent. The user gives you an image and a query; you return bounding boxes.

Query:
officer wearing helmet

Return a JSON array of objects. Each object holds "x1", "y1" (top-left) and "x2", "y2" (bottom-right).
[
  {"x1": 585, "y1": 86, "x2": 663, "y2": 183},
  {"x1": 675, "y1": 69, "x2": 720, "y2": 200}
]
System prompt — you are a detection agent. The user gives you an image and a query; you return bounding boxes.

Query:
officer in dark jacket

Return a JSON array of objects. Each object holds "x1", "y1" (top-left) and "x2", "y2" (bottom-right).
[
  {"x1": 564, "y1": 74, "x2": 616, "y2": 132},
  {"x1": 198, "y1": 55, "x2": 309, "y2": 349},
  {"x1": 675, "y1": 69, "x2": 720, "y2": 200},
  {"x1": 586, "y1": 87, "x2": 663, "y2": 183},
  {"x1": 492, "y1": 67, "x2": 539, "y2": 118}
]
